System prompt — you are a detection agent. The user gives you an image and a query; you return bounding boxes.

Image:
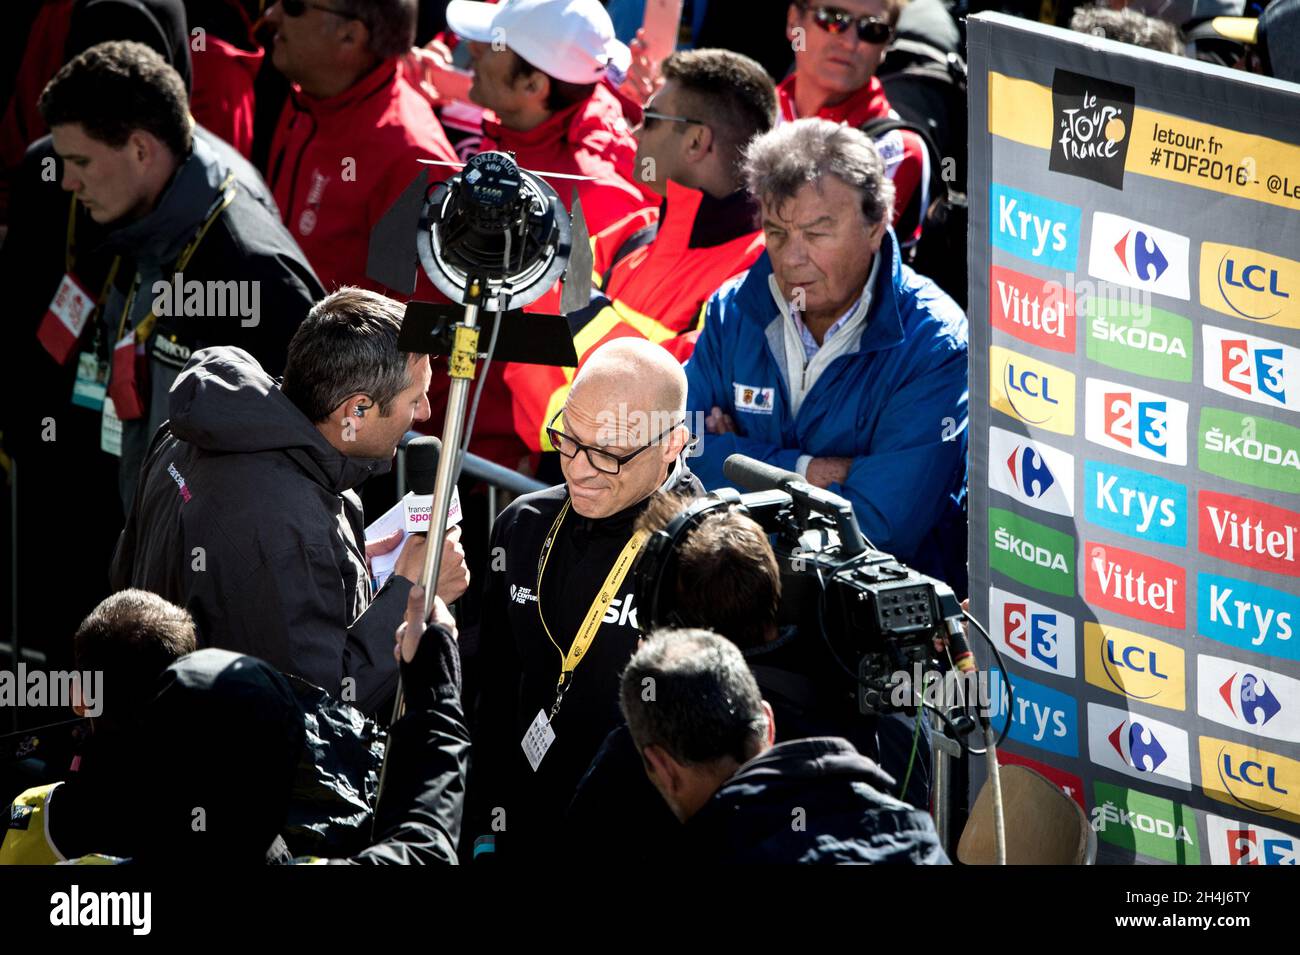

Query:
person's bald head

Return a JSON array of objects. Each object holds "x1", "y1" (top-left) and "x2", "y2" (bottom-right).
[{"x1": 556, "y1": 339, "x2": 690, "y2": 519}]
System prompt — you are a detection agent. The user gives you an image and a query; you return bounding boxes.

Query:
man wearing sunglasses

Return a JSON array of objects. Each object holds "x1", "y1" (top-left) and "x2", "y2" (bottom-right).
[
  {"x1": 780, "y1": 1, "x2": 930, "y2": 247},
  {"x1": 265, "y1": 0, "x2": 459, "y2": 295},
  {"x1": 464, "y1": 337, "x2": 703, "y2": 861}
]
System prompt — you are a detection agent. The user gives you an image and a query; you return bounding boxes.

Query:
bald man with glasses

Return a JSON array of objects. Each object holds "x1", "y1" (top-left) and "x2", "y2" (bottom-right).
[{"x1": 463, "y1": 338, "x2": 704, "y2": 862}]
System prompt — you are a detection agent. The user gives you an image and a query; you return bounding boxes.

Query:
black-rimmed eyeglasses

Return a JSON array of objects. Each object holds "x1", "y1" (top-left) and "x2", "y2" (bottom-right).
[{"x1": 546, "y1": 410, "x2": 687, "y2": 475}]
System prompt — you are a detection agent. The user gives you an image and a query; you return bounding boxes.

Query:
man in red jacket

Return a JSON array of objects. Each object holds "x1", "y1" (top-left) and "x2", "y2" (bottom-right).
[
  {"x1": 265, "y1": 0, "x2": 459, "y2": 295},
  {"x1": 779, "y1": 0, "x2": 929, "y2": 246}
]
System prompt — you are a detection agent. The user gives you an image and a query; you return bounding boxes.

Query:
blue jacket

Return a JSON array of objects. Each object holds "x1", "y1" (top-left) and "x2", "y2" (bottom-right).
[{"x1": 685, "y1": 230, "x2": 969, "y2": 589}]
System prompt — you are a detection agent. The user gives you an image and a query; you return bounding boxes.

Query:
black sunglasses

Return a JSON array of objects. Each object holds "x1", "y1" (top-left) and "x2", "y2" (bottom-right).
[
  {"x1": 546, "y1": 410, "x2": 686, "y2": 475},
  {"x1": 280, "y1": 0, "x2": 356, "y2": 18},
  {"x1": 799, "y1": 3, "x2": 894, "y2": 44}
]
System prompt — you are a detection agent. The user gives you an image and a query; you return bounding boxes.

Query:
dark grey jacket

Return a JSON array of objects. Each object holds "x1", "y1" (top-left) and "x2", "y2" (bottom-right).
[{"x1": 110, "y1": 346, "x2": 410, "y2": 715}]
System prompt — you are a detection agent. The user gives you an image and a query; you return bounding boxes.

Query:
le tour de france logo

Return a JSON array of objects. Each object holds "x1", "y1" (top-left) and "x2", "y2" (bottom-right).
[{"x1": 1049, "y1": 69, "x2": 1136, "y2": 190}]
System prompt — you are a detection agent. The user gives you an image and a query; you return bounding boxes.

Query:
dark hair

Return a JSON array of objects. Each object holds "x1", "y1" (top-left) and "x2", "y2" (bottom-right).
[
  {"x1": 660, "y1": 48, "x2": 777, "y2": 170},
  {"x1": 635, "y1": 493, "x2": 780, "y2": 651},
  {"x1": 74, "y1": 590, "x2": 198, "y2": 722},
  {"x1": 38, "y1": 40, "x2": 191, "y2": 157},
  {"x1": 338, "y1": 0, "x2": 418, "y2": 59},
  {"x1": 281, "y1": 287, "x2": 413, "y2": 422},
  {"x1": 509, "y1": 51, "x2": 597, "y2": 113},
  {"x1": 1069, "y1": 6, "x2": 1185, "y2": 54},
  {"x1": 620, "y1": 629, "x2": 768, "y2": 766}
]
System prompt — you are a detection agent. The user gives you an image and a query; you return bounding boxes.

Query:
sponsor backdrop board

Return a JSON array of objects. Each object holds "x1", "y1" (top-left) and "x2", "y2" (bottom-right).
[{"x1": 967, "y1": 14, "x2": 1300, "y2": 865}]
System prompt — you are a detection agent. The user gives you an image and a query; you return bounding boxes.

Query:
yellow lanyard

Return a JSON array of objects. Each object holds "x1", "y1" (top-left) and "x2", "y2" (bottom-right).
[
  {"x1": 64, "y1": 195, "x2": 123, "y2": 340},
  {"x1": 535, "y1": 497, "x2": 648, "y2": 718},
  {"x1": 115, "y1": 172, "x2": 238, "y2": 344}
]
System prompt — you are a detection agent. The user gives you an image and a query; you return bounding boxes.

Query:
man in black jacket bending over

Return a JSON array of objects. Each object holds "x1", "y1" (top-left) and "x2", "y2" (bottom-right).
[{"x1": 111, "y1": 288, "x2": 469, "y2": 716}]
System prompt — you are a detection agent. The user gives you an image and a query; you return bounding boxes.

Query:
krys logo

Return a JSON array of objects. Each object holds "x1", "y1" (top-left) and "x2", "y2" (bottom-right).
[
  {"x1": 1087, "y1": 701, "x2": 1191, "y2": 789},
  {"x1": 1201, "y1": 242, "x2": 1300, "y2": 330},
  {"x1": 1084, "y1": 622, "x2": 1185, "y2": 711},
  {"x1": 988, "y1": 670, "x2": 1078, "y2": 757},
  {"x1": 1086, "y1": 378, "x2": 1189, "y2": 466},
  {"x1": 1198, "y1": 407, "x2": 1300, "y2": 495},
  {"x1": 1085, "y1": 541, "x2": 1185, "y2": 630},
  {"x1": 1201, "y1": 737, "x2": 1300, "y2": 824},
  {"x1": 990, "y1": 183, "x2": 1081, "y2": 273},
  {"x1": 1197, "y1": 654, "x2": 1299, "y2": 745},
  {"x1": 990, "y1": 346, "x2": 1076, "y2": 436},
  {"x1": 988, "y1": 426, "x2": 1075, "y2": 518},
  {"x1": 1085, "y1": 297, "x2": 1192, "y2": 383},
  {"x1": 1198, "y1": 572, "x2": 1298, "y2": 662},
  {"x1": 1206, "y1": 814, "x2": 1298, "y2": 865},
  {"x1": 989, "y1": 585, "x2": 1076, "y2": 678},
  {"x1": 1085, "y1": 461, "x2": 1186, "y2": 547},
  {"x1": 1088, "y1": 211, "x2": 1191, "y2": 301},
  {"x1": 989, "y1": 265, "x2": 1075, "y2": 353},
  {"x1": 1202, "y1": 325, "x2": 1300, "y2": 414},
  {"x1": 989, "y1": 508, "x2": 1076, "y2": 597},
  {"x1": 1091, "y1": 782, "x2": 1200, "y2": 865},
  {"x1": 1199, "y1": 490, "x2": 1300, "y2": 577},
  {"x1": 1048, "y1": 69, "x2": 1134, "y2": 190}
]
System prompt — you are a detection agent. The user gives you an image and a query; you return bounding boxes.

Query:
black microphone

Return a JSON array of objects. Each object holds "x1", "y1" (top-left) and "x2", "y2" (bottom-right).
[
  {"x1": 723, "y1": 454, "x2": 802, "y2": 493},
  {"x1": 405, "y1": 436, "x2": 442, "y2": 497}
]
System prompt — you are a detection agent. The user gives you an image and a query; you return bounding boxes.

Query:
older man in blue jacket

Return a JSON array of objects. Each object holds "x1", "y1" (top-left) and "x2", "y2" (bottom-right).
[{"x1": 685, "y1": 118, "x2": 968, "y2": 591}]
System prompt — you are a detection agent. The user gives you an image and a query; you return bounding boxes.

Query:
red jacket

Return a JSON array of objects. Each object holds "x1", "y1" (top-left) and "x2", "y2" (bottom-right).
[
  {"x1": 776, "y1": 74, "x2": 927, "y2": 244},
  {"x1": 268, "y1": 58, "x2": 459, "y2": 295},
  {"x1": 505, "y1": 180, "x2": 766, "y2": 454},
  {"x1": 190, "y1": 35, "x2": 263, "y2": 161}
]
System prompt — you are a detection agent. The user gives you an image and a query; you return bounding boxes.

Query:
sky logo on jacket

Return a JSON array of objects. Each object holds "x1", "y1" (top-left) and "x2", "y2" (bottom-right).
[
  {"x1": 1085, "y1": 541, "x2": 1185, "y2": 630},
  {"x1": 1084, "y1": 622, "x2": 1185, "y2": 711},
  {"x1": 1091, "y1": 782, "x2": 1200, "y2": 865},
  {"x1": 1200, "y1": 737, "x2": 1300, "y2": 823},
  {"x1": 1085, "y1": 461, "x2": 1186, "y2": 547},
  {"x1": 990, "y1": 183, "x2": 1081, "y2": 273},
  {"x1": 1198, "y1": 407, "x2": 1300, "y2": 494},
  {"x1": 1087, "y1": 701, "x2": 1191, "y2": 789},
  {"x1": 1202, "y1": 325, "x2": 1299, "y2": 413},
  {"x1": 1085, "y1": 297, "x2": 1192, "y2": 383},
  {"x1": 988, "y1": 670, "x2": 1078, "y2": 756},
  {"x1": 1205, "y1": 813, "x2": 1298, "y2": 865},
  {"x1": 1197, "y1": 654, "x2": 1298, "y2": 745},
  {"x1": 1085, "y1": 378, "x2": 1189, "y2": 465},
  {"x1": 989, "y1": 586, "x2": 1076, "y2": 678},
  {"x1": 1198, "y1": 572, "x2": 1299, "y2": 662},
  {"x1": 1200, "y1": 242, "x2": 1300, "y2": 330},
  {"x1": 990, "y1": 346, "x2": 1076, "y2": 436},
  {"x1": 988, "y1": 426, "x2": 1075, "y2": 517},
  {"x1": 1198, "y1": 491, "x2": 1300, "y2": 577},
  {"x1": 989, "y1": 265, "x2": 1075, "y2": 352},
  {"x1": 1088, "y1": 212, "x2": 1191, "y2": 300},
  {"x1": 989, "y1": 508, "x2": 1075, "y2": 597}
]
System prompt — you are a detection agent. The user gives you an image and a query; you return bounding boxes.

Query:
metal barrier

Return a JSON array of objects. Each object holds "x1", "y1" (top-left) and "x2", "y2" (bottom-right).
[{"x1": 395, "y1": 431, "x2": 547, "y2": 528}]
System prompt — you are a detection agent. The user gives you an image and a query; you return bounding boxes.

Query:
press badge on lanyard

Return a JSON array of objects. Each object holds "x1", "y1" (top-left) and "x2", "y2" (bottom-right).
[{"x1": 36, "y1": 273, "x2": 96, "y2": 365}]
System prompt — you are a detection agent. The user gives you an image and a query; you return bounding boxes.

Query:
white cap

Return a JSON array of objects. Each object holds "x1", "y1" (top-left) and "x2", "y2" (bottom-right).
[{"x1": 445, "y1": 0, "x2": 631, "y2": 86}]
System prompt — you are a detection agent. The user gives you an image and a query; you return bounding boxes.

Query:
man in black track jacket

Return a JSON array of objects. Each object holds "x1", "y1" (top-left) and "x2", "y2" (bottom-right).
[{"x1": 464, "y1": 337, "x2": 704, "y2": 861}]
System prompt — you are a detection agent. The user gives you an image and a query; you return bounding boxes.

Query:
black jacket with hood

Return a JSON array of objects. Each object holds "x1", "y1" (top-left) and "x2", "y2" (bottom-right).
[{"x1": 110, "y1": 346, "x2": 411, "y2": 715}]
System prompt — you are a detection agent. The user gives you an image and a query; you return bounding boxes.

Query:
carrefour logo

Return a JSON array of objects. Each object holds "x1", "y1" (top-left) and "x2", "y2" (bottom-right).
[
  {"x1": 1085, "y1": 541, "x2": 1186, "y2": 630},
  {"x1": 990, "y1": 346, "x2": 1076, "y2": 436},
  {"x1": 1202, "y1": 325, "x2": 1300, "y2": 413},
  {"x1": 990, "y1": 183, "x2": 1081, "y2": 273},
  {"x1": 1085, "y1": 297, "x2": 1192, "y2": 383},
  {"x1": 1084, "y1": 622, "x2": 1185, "y2": 710},
  {"x1": 1200, "y1": 737, "x2": 1300, "y2": 823},
  {"x1": 990, "y1": 265, "x2": 1075, "y2": 353},
  {"x1": 989, "y1": 585, "x2": 1076, "y2": 678},
  {"x1": 988, "y1": 426, "x2": 1075, "y2": 517},
  {"x1": 1197, "y1": 654, "x2": 1299, "y2": 745},
  {"x1": 989, "y1": 508, "x2": 1076, "y2": 597},
  {"x1": 1198, "y1": 490, "x2": 1300, "y2": 577},
  {"x1": 1085, "y1": 461, "x2": 1186, "y2": 547},
  {"x1": 1198, "y1": 407, "x2": 1300, "y2": 494},
  {"x1": 1087, "y1": 701, "x2": 1191, "y2": 789},
  {"x1": 987, "y1": 670, "x2": 1078, "y2": 757},
  {"x1": 1205, "y1": 813, "x2": 1298, "y2": 865},
  {"x1": 1197, "y1": 572, "x2": 1299, "y2": 662},
  {"x1": 1085, "y1": 377, "x2": 1189, "y2": 465},
  {"x1": 1088, "y1": 211, "x2": 1191, "y2": 301},
  {"x1": 1200, "y1": 242, "x2": 1300, "y2": 330}
]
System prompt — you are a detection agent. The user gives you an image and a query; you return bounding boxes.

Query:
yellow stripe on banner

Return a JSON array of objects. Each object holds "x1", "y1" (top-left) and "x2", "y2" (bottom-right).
[{"x1": 987, "y1": 71, "x2": 1300, "y2": 213}]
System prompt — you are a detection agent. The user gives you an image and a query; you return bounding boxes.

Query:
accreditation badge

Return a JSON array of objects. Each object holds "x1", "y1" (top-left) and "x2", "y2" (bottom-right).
[
  {"x1": 71, "y1": 351, "x2": 109, "y2": 411},
  {"x1": 37, "y1": 273, "x2": 96, "y2": 365},
  {"x1": 106, "y1": 332, "x2": 146, "y2": 421},
  {"x1": 100, "y1": 398, "x2": 123, "y2": 458}
]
